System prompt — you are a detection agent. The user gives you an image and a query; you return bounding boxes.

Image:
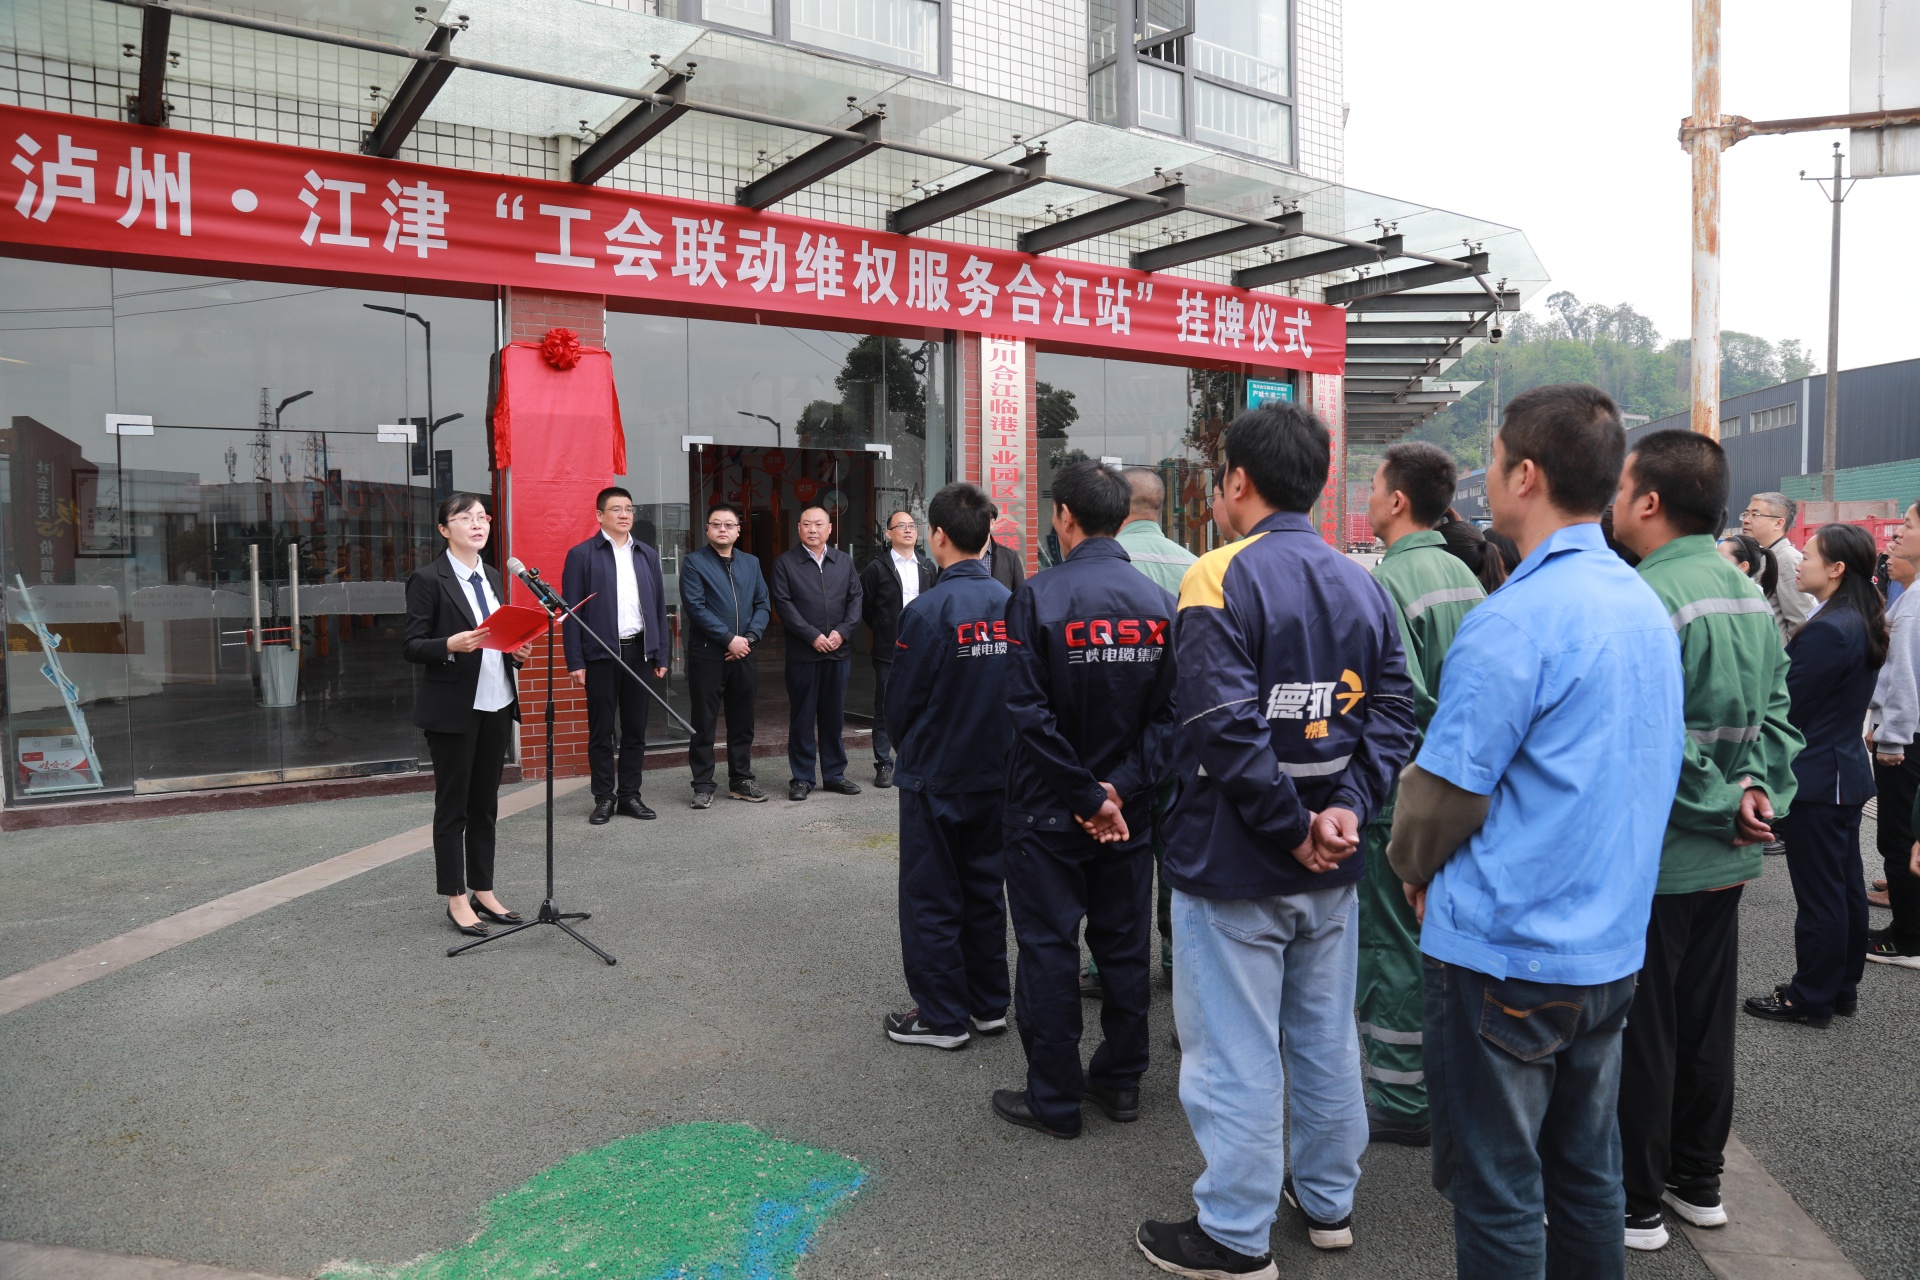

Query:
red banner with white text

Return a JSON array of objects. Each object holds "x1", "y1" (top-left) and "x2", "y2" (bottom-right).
[{"x1": 0, "y1": 104, "x2": 1345, "y2": 372}]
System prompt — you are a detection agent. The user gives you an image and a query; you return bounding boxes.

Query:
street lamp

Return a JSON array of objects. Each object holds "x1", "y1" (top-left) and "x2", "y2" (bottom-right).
[
  {"x1": 274, "y1": 389, "x2": 313, "y2": 432},
  {"x1": 363, "y1": 303, "x2": 437, "y2": 491},
  {"x1": 737, "y1": 410, "x2": 782, "y2": 449}
]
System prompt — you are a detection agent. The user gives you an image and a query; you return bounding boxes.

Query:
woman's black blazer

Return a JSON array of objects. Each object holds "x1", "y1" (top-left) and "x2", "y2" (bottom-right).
[
  {"x1": 403, "y1": 556, "x2": 522, "y2": 734},
  {"x1": 1784, "y1": 604, "x2": 1879, "y2": 806}
]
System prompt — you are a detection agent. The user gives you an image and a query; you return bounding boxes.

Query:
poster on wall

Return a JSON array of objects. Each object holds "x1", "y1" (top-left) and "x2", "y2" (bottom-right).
[{"x1": 980, "y1": 336, "x2": 1029, "y2": 564}]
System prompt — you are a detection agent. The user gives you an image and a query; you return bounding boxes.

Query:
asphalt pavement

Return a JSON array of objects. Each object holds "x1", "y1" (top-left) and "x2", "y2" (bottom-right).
[{"x1": 0, "y1": 782, "x2": 1911, "y2": 1278}]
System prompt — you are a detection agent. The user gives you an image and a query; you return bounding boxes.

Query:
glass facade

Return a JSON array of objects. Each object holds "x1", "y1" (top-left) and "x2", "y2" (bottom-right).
[
  {"x1": 1032, "y1": 352, "x2": 1247, "y2": 563},
  {"x1": 0, "y1": 257, "x2": 495, "y2": 801},
  {"x1": 606, "y1": 312, "x2": 949, "y2": 738}
]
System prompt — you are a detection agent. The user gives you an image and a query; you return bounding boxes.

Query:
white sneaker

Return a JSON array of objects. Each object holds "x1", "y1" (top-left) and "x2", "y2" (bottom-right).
[
  {"x1": 970, "y1": 1013, "x2": 1009, "y2": 1034},
  {"x1": 1662, "y1": 1187, "x2": 1729, "y2": 1228},
  {"x1": 1281, "y1": 1176, "x2": 1353, "y2": 1249}
]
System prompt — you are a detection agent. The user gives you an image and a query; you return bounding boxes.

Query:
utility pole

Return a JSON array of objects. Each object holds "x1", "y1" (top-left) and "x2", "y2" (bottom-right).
[
  {"x1": 1685, "y1": 0, "x2": 1724, "y2": 440},
  {"x1": 1805, "y1": 144, "x2": 1855, "y2": 503}
]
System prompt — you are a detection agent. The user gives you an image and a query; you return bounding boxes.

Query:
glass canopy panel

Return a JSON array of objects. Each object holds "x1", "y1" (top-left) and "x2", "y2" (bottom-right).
[{"x1": 2, "y1": 0, "x2": 141, "y2": 87}]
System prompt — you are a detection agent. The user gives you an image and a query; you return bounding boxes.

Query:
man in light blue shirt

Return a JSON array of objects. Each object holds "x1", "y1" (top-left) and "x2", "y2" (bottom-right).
[{"x1": 1388, "y1": 384, "x2": 1684, "y2": 1280}]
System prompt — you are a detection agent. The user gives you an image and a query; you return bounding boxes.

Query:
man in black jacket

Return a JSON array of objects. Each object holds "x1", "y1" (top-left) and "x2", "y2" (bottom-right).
[
  {"x1": 769, "y1": 506, "x2": 864, "y2": 802},
  {"x1": 992, "y1": 461, "x2": 1178, "y2": 1140},
  {"x1": 679, "y1": 501, "x2": 772, "y2": 808},
  {"x1": 562, "y1": 486, "x2": 669, "y2": 825},
  {"x1": 860, "y1": 508, "x2": 936, "y2": 789}
]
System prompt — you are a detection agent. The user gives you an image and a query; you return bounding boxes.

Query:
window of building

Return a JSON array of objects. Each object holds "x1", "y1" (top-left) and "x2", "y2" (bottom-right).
[
  {"x1": 1721, "y1": 414, "x2": 1742, "y2": 438},
  {"x1": 675, "y1": 0, "x2": 945, "y2": 75},
  {"x1": 1087, "y1": 0, "x2": 1295, "y2": 165},
  {"x1": 1751, "y1": 404, "x2": 1797, "y2": 433}
]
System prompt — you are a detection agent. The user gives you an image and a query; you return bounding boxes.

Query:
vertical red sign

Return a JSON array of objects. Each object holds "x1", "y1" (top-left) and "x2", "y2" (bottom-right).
[
  {"x1": 980, "y1": 335, "x2": 1028, "y2": 561},
  {"x1": 1311, "y1": 372, "x2": 1345, "y2": 547}
]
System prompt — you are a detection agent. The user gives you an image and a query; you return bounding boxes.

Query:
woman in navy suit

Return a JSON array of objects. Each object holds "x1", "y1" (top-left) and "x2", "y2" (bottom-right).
[
  {"x1": 404, "y1": 493, "x2": 536, "y2": 938},
  {"x1": 1745, "y1": 523, "x2": 1888, "y2": 1027}
]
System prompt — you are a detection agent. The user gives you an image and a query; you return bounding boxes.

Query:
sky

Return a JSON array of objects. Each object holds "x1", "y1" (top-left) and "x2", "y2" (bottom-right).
[{"x1": 1343, "y1": 0, "x2": 1919, "y2": 370}]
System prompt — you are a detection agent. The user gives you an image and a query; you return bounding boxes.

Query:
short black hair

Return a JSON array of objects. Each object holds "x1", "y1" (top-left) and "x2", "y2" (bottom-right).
[
  {"x1": 1380, "y1": 441, "x2": 1458, "y2": 526},
  {"x1": 927, "y1": 482, "x2": 993, "y2": 554},
  {"x1": 706, "y1": 501, "x2": 743, "y2": 524},
  {"x1": 1222, "y1": 402, "x2": 1330, "y2": 512},
  {"x1": 886, "y1": 509, "x2": 917, "y2": 530},
  {"x1": 436, "y1": 491, "x2": 488, "y2": 528},
  {"x1": 1627, "y1": 429, "x2": 1729, "y2": 538},
  {"x1": 1052, "y1": 460, "x2": 1132, "y2": 538},
  {"x1": 1498, "y1": 383, "x2": 1623, "y2": 516},
  {"x1": 596, "y1": 486, "x2": 634, "y2": 511}
]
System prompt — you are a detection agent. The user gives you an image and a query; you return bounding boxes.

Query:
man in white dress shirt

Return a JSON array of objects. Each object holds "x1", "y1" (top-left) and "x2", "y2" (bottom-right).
[{"x1": 860, "y1": 510, "x2": 936, "y2": 788}]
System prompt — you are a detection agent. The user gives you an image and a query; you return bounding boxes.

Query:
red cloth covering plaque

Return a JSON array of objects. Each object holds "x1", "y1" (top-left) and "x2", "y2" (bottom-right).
[{"x1": 492, "y1": 341, "x2": 625, "y2": 607}]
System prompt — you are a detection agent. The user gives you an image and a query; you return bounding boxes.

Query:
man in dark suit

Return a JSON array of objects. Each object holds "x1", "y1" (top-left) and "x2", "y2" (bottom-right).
[
  {"x1": 562, "y1": 486, "x2": 669, "y2": 825},
  {"x1": 983, "y1": 503, "x2": 1028, "y2": 592},
  {"x1": 769, "y1": 505, "x2": 863, "y2": 802},
  {"x1": 860, "y1": 509, "x2": 936, "y2": 789}
]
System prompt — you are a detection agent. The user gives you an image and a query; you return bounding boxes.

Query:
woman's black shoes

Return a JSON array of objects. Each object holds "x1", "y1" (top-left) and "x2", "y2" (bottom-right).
[
  {"x1": 470, "y1": 897, "x2": 522, "y2": 924},
  {"x1": 446, "y1": 905, "x2": 489, "y2": 937}
]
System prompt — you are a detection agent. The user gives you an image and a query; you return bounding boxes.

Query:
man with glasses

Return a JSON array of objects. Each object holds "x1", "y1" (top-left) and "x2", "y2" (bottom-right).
[
  {"x1": 563, "y1": 487, "x2": 670, "y2": 825},
  {"x1": 680, "y1": 501, "x2": 771, "y2": 808},
  {"x1": 860, "y1": 510, "x2": 936, "y2": 789},
  {"x1": 1741, "y1": 492, "x2": 1813, "y2": 643}
]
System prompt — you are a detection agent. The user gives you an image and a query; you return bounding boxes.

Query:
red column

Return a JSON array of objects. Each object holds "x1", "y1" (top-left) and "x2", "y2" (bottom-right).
[{"x1": 502, "y1": 287, "x2": 606, "y2": 782}]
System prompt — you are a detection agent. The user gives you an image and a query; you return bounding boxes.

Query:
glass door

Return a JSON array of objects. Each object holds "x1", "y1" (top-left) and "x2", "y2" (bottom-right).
[{"x1": 112, "y1": 421, "x2": 435, "y2": 791}]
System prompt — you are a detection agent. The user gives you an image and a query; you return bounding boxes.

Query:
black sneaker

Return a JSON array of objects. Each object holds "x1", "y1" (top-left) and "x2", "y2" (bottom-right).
[
  {"x1": 730, "y1": 781, "x2": 769, "y2": 802},
  {"x1": 788, "y1": 781, "x2": 811, "y2": 802},
  {"x1": 990, "y1": 1088, "x2": 1078, "y2": 1139},
  {"x1": 821, "y1": 777, "x2": 862, "y2": 795},
  {"x1": 1662, "y1": 1185, "x2": 1728, "y2": 1228},
  {"x1": 1762, "y1": 839, "x2": 1786, "y2": 856},
  {"x1": 1080, "y1": 966, "x2": 1105, "y2": 1000},
  {"x1": 1083, "y1": 1081, "x2": 1140, "y2": 1123},
  {"x1": 690, "y1": 791, "x2": 713, "y2": 810},
  {"x1": 970, "y1": 1012, "x2": 1009, "y2": 1035},
  {"x1": 875, "y1": 763, "x2": 894, "y2": 788},
  {"x1": 1624, "y1": 1211, "x2": 1670, "y2": 1251},
  {"x1": 1865, "y1": 927, "x2": 1920, "y2": 969},
  {"x1": 884, "y1": 1006, "x2": 969, "y2": 1049},
  {"x1": 1366, "y1": 1104, "x2": 1431, "y2": 1148},
  {"x1": 1281, "y1": 1175, "x2": 1354, "y2": 1249},
  {"x1": 1136, "y1": 1216, "x2": 1277, "y2": 1280}
]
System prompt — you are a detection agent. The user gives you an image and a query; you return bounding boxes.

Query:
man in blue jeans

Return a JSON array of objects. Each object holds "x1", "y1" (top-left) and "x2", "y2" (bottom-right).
[
  {"x1": 1388, "y1": 384, "x2": 1685, "y2": 1280},
  {"x1": 1135, "y1": 403, "x2": 1416, "y2": 1279}
]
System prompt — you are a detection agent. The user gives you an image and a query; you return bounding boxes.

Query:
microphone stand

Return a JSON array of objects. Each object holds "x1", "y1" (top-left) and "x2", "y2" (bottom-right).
[{"x1": 447, "y1": 568, "x2": 696, "y2": 965}]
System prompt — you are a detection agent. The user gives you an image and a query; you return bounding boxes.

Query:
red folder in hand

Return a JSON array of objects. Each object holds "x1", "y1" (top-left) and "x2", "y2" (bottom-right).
[{"x1": 475, "y1": 604, "x2": 551, "y2": 652}]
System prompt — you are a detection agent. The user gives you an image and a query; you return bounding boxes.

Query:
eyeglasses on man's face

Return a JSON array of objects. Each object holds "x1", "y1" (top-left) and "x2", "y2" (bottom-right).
[
  {"x1": 1741, "y1": 508, "x2": 1783, "y2": 521},
  {"x1": 602, "y1": 504, "x2": 636, "y2": 516},
  {"x1": 707, "y1": 519, "x2": 740, "y2": 530},
  {"x1": 887, "y1": 521, "x2": 916, "y2": 532}
]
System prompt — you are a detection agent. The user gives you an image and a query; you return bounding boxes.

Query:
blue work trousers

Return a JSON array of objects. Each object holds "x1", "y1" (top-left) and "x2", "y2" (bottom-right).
[{"x1": 898, "y1": 789, "x2": 1010, "y2": 1035}]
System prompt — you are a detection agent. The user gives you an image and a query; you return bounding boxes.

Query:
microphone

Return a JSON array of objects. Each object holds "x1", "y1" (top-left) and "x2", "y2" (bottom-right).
[{"x1": 505, "y1": 556, "x2": 565, "y2": 610}]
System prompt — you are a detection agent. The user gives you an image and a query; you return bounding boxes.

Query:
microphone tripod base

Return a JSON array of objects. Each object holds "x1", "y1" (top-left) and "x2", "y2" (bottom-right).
[{"x1": 446, "y1": 899, "x2": 617, "y2": 965}]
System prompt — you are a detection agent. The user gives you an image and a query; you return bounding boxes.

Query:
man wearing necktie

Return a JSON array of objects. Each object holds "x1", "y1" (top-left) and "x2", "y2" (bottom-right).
[{"x1": 563, "y1": 487, "x2": 670, "y2": 825}]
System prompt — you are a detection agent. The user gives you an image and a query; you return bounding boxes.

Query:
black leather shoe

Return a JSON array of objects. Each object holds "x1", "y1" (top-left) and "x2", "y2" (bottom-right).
[
  {"x1": 1743, "y1": 990, "x2": 1832, "y2": 1028},
  {"x1": 1083, "y1": 1081, "x2": 1140, "y2": 1123},
  {"x1": 1778, "y1": 982, "x2": 1855, "y2": 1017},
  {"x1": 875, "y1": 763, "x2": 894, "y2": 788},
  {"x1": 788, "y1": 781, "x2": 811, "y2": 802},
  {"x1": 821, "y1": 778, "x2": 862, "y2": 795},
  {"x1": 470, "y1": 897, "x2": 522, "y2": 925},
  {"x1": 589, "y1": 797, "x2": 615, "y2": 825},
  {"x1": 991, "y1": 1088, "x2": 1079, "y2": 1138},
  {"x1": 617, "y1": 795, "x2": 656, "y2": 820},
  {"x1": 1367, "y1": 1104, "x2": 1430, "y2": 1147},
  {"x1": 446, "y1": 905, "x2": 488, "y2": 937}
]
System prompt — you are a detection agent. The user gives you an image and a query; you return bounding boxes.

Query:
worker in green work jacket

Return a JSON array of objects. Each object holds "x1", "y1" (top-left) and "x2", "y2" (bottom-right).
[
  {"x1": 1359, "y1": 442, "x2": 1486, "y2": 1148},
  {"x1": 1608, "y1": 430, "x2": 1801, "y2": 1252}
]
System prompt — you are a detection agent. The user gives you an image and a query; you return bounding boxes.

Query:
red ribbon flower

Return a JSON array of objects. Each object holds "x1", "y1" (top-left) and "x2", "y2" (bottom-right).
[{"x1": 539, "y1": 327, "x2": 583, "y2": 370}]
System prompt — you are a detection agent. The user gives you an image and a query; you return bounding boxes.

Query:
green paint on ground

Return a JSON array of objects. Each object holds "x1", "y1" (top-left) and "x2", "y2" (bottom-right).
[{"x1": 322, "y1": 1123, "x2": 865, "y2": 1280}]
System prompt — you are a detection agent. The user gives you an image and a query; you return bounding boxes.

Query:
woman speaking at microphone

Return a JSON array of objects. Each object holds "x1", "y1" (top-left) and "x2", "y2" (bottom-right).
[{"x1": 404, "y1": 492, "x2": 537, "y2": 939}]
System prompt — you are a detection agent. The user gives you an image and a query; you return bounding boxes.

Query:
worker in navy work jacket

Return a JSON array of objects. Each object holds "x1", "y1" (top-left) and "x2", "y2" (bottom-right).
[
  {"x1": 991, "y1": 460, "x2": 1178, "y2": 1141},
  {"x1": 881, "y1": 482, "x2": 1016, "y2": 1051},
  {"x1": 1136, "y1": 403, "x2": 1416, "y2": 1280},
  {"x1": 562, "y1": 486, "x2": 670, "y2": 825}
]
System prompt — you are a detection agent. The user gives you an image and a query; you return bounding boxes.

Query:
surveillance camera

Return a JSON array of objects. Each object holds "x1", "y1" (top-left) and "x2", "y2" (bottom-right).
[{"x1": 1488, "y1": 326, "x2": 1504, "y2": 344}]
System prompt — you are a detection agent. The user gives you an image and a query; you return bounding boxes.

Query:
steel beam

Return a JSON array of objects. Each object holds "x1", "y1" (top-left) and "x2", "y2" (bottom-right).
[
  {"x1": 1349, "y1": 390, "x2": 1465, "y2": 404},
  {"x1": 1343, "y1": 291, "x2": 1520, "y2": 313},
  {"x1": 1019, "y1": 181, "x2": 1187, "y2": 255},
  {"x1": 363, "y1": 21, "x2": 459, "y2": 157},
  {"x1": 889, "y1": 151, "x2": 1048, "y2": 234},
  {"x1": 134, "y1": 5, "x2": 170, "y2": 126},
  {"x1": 1337, "y1": 362, "x2": 1430, "y2": 378},
  {"x1": 1233, "y1": 234, "x2": 1402, "y2": 289},
  {"x1": 1130, "y1": 210, "x2": 1305, "y2": 272},
  {"x1": 1342, "y1": 342, "x2": 1456, "y2": 360},
  {"x1": 1346, "y1": 320, "x2": 1489, "y2": 339},
  {"x1": 737, "y1": 113, "x2": 884, "y2": 210},
  {"x1": 573, "y1": 71, "x2": 692, "y2": 184},
  {"x1": 1325, "y1": 252, "x2": 1489, "y2": 305}
]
